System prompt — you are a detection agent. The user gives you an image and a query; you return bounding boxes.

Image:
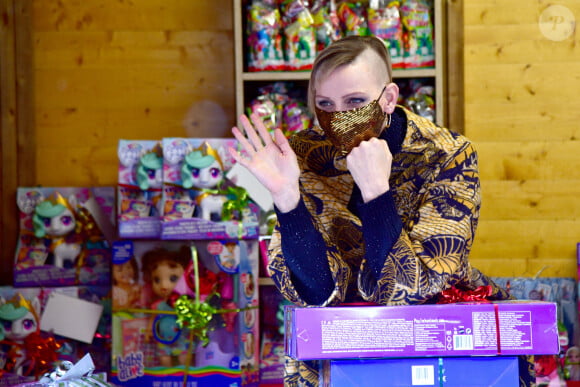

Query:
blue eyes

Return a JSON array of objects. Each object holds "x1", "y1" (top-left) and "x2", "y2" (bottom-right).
[{"x1": 316, "y1": 97, "x2": 367, "y2": 110}]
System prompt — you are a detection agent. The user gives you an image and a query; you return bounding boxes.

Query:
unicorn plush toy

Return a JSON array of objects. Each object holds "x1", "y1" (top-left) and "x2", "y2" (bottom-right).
[
  {"x1": 180, "y1": 143, "x2": 227, "y2": 221},
  {"x1": 0, "y1": 294, "x2": 42, "y2": 375},
  {"x1": 32, "y1": 193, "x2": 81, "y2": 269}
]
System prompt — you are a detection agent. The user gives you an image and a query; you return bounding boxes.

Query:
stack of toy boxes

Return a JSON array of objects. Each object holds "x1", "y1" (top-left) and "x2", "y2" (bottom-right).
[
  {"x1": 111, "y1": 138, "x2": 261, "y2": 386},
  {"x1": 285, "y1": 301, "x2": 560, "y2": 386},
  {"x1": 2, "y1": 187, "x2": 115, "y2": 385}
]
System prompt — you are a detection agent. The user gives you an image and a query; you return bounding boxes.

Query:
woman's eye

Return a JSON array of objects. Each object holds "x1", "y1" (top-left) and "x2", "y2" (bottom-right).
[
  {"x1": 316, "y1": 100, "x2": 332, "y2": 108},
  {"x1": 347, "y1": 97, "x2": 366, "y2": 106}
]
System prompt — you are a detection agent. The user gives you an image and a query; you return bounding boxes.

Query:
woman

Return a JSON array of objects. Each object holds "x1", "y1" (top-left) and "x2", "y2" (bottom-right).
[{"x1": 230, "y1": 36, "x2": 533, "y2": 386}]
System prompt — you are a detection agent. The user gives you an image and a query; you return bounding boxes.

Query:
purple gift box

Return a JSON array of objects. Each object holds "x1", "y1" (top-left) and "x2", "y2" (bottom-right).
[
  {"x1": 325, "y1": 356, "x2": 519, "y2": 387},
  {"x1": 285, "y1": 301, "x2": 559, "y2": 360}
]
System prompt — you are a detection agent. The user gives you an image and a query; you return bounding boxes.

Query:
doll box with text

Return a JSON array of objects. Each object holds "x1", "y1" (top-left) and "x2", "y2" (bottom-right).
[
  {"x1": 14, "y1": 187, "x2": 114, "y2": 287},
  {"x1": 0, "y1": 285, "x2": 111, "y2": 383},
  {"x1": 160, "y1": 138, "x2": 260, "y2": 240},
  {"x1": 110, "y1": 239, "x2": 260, "y2": 386},
  {"x1": 325, "y1": 356, "x2": 520, "y2": 387},
  {"x1": 117, "y1": 140, "x2": 163, "y2": 239},
  {"x1": 285, "y1": 301, "x2": 559, "y2": 360}
]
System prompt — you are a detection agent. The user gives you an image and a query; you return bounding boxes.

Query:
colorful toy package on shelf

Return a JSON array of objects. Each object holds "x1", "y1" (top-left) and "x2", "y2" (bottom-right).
[
  {"x1": 14, "y1": 187, "x2": 114, "y2": 287},
  {"x1": 245, "y1": 0, "x2": 435, "y2": 72},
  {"x1": 0, "y1": 285, "x2": 111, "y2": 386},
  {"x1": 258, "y1": 285, "x2": 288, "y2": 386},
  {"x1": 110, "y1": 239, "x2": 260, "y2": 386},
  {"x1": 117, "y1": 140, "x2": 164, "y2": 239},
  {"x1": 160, "y1": 138, "x2": 260, "y2": 240},
  {"x1": 247, "y1": 82, "x2": 312, "y2": 138}
]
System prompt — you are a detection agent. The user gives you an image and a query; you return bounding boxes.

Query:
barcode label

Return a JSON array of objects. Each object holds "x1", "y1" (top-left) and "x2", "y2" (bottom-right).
[
  {"x1": 453, "y1": 334, "x2": 474, "y2": 350},
  {"x1": 411, "y1": 365, "x2": 435, "y2": 385}
]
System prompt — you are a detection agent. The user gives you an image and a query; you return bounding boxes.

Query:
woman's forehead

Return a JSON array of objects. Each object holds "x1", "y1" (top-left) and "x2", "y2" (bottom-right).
[{"x1": 315, "y1": 51, "x2": 386, "y2": 95}]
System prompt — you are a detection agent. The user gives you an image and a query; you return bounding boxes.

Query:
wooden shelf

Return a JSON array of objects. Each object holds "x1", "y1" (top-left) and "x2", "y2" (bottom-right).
[{"x1": 241, "y1": 68, "x2": 437, "y2": 82}]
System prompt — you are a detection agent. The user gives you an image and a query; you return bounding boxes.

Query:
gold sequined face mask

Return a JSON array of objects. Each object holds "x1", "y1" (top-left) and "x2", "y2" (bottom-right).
[{"x1": 315, "y1": 86, "x2": 388, "y2": 155}]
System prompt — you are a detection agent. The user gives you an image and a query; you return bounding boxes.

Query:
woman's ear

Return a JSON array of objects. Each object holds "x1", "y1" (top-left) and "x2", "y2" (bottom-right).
[{"x1": 382, "y1": 82, "x2": 399, "y2": 114}]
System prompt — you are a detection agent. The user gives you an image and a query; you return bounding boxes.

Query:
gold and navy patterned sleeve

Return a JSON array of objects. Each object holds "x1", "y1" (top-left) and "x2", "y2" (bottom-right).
[{"x1": 359, "y1": 140, "x2": 505, "y2": 304}]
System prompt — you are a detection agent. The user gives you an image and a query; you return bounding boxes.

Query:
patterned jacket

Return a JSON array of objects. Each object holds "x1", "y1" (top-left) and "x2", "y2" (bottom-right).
[{"x1": 267, "y1": 107, "x2": 509, "y2": 306}]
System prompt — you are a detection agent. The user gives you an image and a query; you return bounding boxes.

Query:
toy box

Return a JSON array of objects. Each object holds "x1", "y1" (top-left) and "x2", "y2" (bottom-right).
[
  {"x1": 325, "y1": 356, "x2": 520, "y2": 387},
  {"x1": 14, "y1": 187, "x2": 114, "y2": 287},
  {"x1": 161, "y1": 138, "x2": 260, "y2": 240},
  {"x1": 110, "y1": 239, "x2": 260, "y2": 386},
  {"x1": 259, "y1": 285, "x2": 287, "y2": 386},
  {"x1": 117, "y1": 140, "x2": 163, "y2": 239},
  {"x1": 285, "y1": 301, "x2": 559, "y2": 360},
  {"x1": 0, "y1": 285, "x2": 111, "y2": 383}
]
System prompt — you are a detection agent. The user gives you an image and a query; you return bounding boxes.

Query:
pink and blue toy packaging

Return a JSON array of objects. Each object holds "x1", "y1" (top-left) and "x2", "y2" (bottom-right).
[
  {"x1": 161, "y1": 138, "x2": 260, "y2": 240},
  {"x1": 110, "y1": 239, "x2": 260, "y2": 386},
  {"x1": 14, "y1": 187, "x2": 114, "y2": 287},
  {"x1": 117, "y1": 140, "x2": 164, "y2": 239},
  {"x1": 0, "y1": 285, "x2": 111, "y2": 385},
  {"x1": 285, "y1": 301, "x2": 559, "y2": 360}
]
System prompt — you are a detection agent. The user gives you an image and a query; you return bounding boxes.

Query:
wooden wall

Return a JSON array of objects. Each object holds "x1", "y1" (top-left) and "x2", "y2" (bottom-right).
[
  {"x1": 33, "y1": 0, "x2": 235, "y2": 187},
  {"x1": 463, "y1": 0, "x2": 580, "y2": 277}
]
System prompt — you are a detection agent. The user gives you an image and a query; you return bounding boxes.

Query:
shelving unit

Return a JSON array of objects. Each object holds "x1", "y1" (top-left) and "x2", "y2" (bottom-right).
[{"x1": 233, "y1": 0, "x2": 447, "y2": 127}]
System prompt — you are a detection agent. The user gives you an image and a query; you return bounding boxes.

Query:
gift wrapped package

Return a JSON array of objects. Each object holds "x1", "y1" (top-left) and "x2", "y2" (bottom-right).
[
  {"x1": 110, "y1": 239, "x2": 260, "y2": 386},
  {"x1": 285, "y1": 301, "x2": 559, "y2": 360},
  {"x1": 160, "y1": 138, "x2": 260, "y2": 240}
]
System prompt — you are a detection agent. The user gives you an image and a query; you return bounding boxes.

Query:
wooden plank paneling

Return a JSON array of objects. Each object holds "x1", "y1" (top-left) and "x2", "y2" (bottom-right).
[
  {"x1": 476, "y1": 141, "x2": 580, "y2": 180},
  {"x1": 0, "y1": 0, "x2": 34, "y2": 285},
  {"x1": 32, "y1": 0, "x2": 232, "y2": 31},
  {"x1": 470, "y1": 220, "x2": 579, "y2": 276},
  {"x1": 31, "y1": 0, "x2": 236, "y2": 187},
  {"x1": 466, "y1": 102, "x2": 579, "y2": 142},
  {"x1": 464, "y1": 0, "x2": 580, "y2": 279},
  {"x1": 480, "y1": 180, "x2": 580, "y2": 220}
]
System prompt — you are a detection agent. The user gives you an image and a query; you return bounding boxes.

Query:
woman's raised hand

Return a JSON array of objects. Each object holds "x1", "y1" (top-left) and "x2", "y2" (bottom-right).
[{"x1": 229, "y1": 113, "x2": 300, "y2": 213}]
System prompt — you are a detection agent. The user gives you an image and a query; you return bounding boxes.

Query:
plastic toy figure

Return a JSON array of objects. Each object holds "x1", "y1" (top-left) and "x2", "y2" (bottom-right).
[
  {"x1": 136, "y1": 151, "x2": 163, "y2": 191},
  {"x1": 0, "y1": 294, "x2": 41, "y2": 376},
  {"x1": 181, "y1": 143, "x2": 227, "y2": 221},
  {"x1": 141, "y1": 247, "x2": 191, "y2": 367},
  {"x1": 32, "y1": 193, "x2": 81, "y2": 269}
]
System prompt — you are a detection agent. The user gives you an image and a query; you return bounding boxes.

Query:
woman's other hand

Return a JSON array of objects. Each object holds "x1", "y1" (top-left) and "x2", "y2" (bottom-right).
[{"x1": 229, "y1": 113, "x2": 300, "y2": 213}]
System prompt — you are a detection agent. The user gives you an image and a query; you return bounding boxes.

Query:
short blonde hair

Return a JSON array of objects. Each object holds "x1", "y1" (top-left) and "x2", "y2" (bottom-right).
[{"x1": 307, "y1": 36, "x2": 393, "y2": 112}]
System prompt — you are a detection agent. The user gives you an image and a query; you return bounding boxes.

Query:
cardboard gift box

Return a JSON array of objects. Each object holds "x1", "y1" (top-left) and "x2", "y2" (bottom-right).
[
  {"x1": 325, "y1": 356, "x2": 519, "y2": 387},
  {"x1": 110, "y1": 239, "x2": 260, "y2": 386},
  {"x1": 160, "y1": 138, "x2": 260, "y2": 240},
  {"x1": 285, "y1": 301, "x2": 559, "y2": 360}
]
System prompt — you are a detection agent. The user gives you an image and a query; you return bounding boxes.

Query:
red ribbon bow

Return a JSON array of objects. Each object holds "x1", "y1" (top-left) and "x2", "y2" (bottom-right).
[{"x1": 437, "y1": 285, "x2": 493, "y2": 304}]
